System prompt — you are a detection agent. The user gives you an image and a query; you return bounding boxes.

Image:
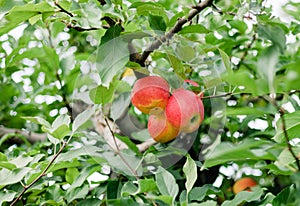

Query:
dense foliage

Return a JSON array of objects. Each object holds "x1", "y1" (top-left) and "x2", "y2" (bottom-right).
[{"x1": 1, "y1": 0, "x2": 300, "y2": 205}]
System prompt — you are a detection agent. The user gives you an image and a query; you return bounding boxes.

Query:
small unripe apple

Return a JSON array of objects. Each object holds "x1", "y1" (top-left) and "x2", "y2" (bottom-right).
[
  {"x1": 148, "y1": 109, "x2": 179, "y2": 143},
  {"x1": 166, "y1": 88, "x2": 204, "y2": 133},
  {"x1": 131, "y1": 76, "x2": 170, "y2": 114},
  {"x1": 233, "y1": 177, "x2": 257, "y2": 194}
]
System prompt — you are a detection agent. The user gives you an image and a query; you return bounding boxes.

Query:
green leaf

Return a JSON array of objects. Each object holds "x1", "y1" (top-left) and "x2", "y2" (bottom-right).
[
  {"x1": 218, "y1": 48, "x2": 232, "y2": 74},
  {"x1": 115, "y1": 134, "x2": 140, "y2": 154},
  {"x1": 179, "y1": 25, "x2": 210, "y2": 34},
  {"x1": 176, "y1": 45, "x2": 195, "y2": 62},
  {"x1": 274, "y1": 111, "x2": 300, "y2": 143},
  {"x1": 50, "y1": 114, "x2": 71, "y2": 139},
  {"x1": 149, "y1": 14, "x2": 167, "y2": 31},
  {"x1": 23, "y1": 116, "x2": 51, "y2": 129},
  {"x1": 229, "y1": 20, "x2": 247, "y2": 34},
  {"x1": 89, "y1": 81, "x2": 119, "y2": 105},
  {"x1": 272, "y1": 185, "x2": 296, "y2": 206},
  {"x1": 189, "y1": 185, "x2": 221, "y2": 202},
  {"x1": 0, "y1": 190, "x2": 16, "y2": 206},
  {"x1": 155, "y1": 166, "x2": 179, "y2": 202},
  {"x1": 0, "y1": 2, "x2": 54, "y2": 35},
  {"x1": 203, "y1": 139, "x2": 275, "y2": 168},
  {"x1": 72, "y1": 106, "x2": 95, "y2": 132},
  {"x1": 45, "y1": 184, "x2": 64, "y2": 203},
  {"x1": 102, "y1": 151, "x2": 143, "y2": 177},
  {"x1": 183, "y1": 155, "x2": 197, "y2": 194},
  {"x1": 65, "y1": 167, "x2": 80, "y2": 184},
  {"x1": 77, "y1": 199, "x2": 102, "y2": 206},
  {"x1": 68, "y1": 164, "x2": 101, "y2": 190},
  {"x1": 221, "y1": 187, "x2": 264, "y2": 206},
  {"x1": 0, "y1": 161, "x2": 17, "y2": 170},
  {"x1": 110, "y1": 92, "x2": 131, "y2": 120},
  {"x1": 0, "y1": 167, "x2": 32, "y2": 185},
  {"x1": 257, "y1": 45, "x2": 280, "y2": 94},
  {"x1": 96, "y1": 35, "x2": 129, "y2": 86},
  {"x1": 258, "y1": 24, "x2": 286, "y2": 53},
  {"x1": 100, "y1": 25, "x2": 123, "y2": 46},
  {"x1": 122, "y1": 179, "x2": 157, "y2": 196},
  {"x1": 66, "y1": 184, "x2": 89, "y2": 203}
]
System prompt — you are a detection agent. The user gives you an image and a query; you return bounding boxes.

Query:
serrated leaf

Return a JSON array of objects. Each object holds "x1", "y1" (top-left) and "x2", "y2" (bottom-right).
[
  {"x1": 203, "y1": 139, "x2": 275, "y2": 168},
  {"x1": 96, "y1": 33, "x2": 129, "y2": 86},
  {"x1": 66, "y1": 184, "x2": 89, "y2": 203},
  {"x1": 218, "y1": 48, "x2": 232, "y2": 74},
  {"x1": 72, "y1": 106, "x2": 95, "y2": 132},
  {"x1": 273, "y1": 110, "x2": 300, "y2": 143},
  {"x1": 0, "y1": 2, "x2": 54, "y2": 35},
  {"x1": 155, "y1": 166, "x2": 179, "y2": 202},
  {"x1": 257, "y1": 45, "x2": 280, "y2": 94},
  {"x1": 183, "y1": 155, "x2": 197, "y2": 194},
  {"x1": 179, "y1": 25, "x2": 210, "y2": 34},
  {"x1": 0, "y1": 167, "x2": 32, "y2": 185},
  {"x1": 0, "y1": 161, "x2": 17, "y2": 170},
  {"x1": 149, "y1": 14, "x2": 166, "y2": 31},
  {"x1": 50, "y1": 114, "x2": 71, "y2": 139},
  {"x1": 89, "y1": 81, "x2": 119, "y2": 105},
  {"x1": 0, "y1": 190, "x2": 16, "y2": 206},
  {"x1": 115, "y1": 134, "x2": 139, "y2": 154},
  {"x1": 22, "y1": 116, "x2": 51, "y2": 128},
  {"x1": 221, "y1": 187, "x2": 264, "y2": 206}
]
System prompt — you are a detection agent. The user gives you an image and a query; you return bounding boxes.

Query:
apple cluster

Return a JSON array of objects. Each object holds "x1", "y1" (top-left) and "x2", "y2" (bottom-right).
[{"x1": 131, "y1": 76, "x2": 204, "y2": 143}]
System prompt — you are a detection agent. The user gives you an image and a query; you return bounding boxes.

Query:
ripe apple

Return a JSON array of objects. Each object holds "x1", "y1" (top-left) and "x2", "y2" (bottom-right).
[
  {"x1": 166, "y1": 88, "x2": 204, "y2": 133},
  {"x1": 131, "y1": 76, "x2": 170, "y2": 114},
  {"x1": 148, "y1": 109, "x2": 179, "y2": 143},
  {"x1": 233, "y1": 177, "x2": 257, "y2": 194}
]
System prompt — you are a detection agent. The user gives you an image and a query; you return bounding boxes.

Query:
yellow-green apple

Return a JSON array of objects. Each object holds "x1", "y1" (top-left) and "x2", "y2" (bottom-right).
[
  {"x1": 166, "y1": 88, "x2": 204, "y2": 133},
  {"x1": 233, "y1": 177, "x2": 257, "y2": 194},
  {"x1": 131, "y1": 76, "x2": 170, "y2": 114},
  {"x1": 148, "y1": 108, "x2": 179, "y2": 143}
]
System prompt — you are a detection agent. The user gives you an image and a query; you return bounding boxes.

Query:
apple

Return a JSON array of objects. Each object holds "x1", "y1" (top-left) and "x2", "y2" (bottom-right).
[
  {"x1": 233, "y1": 177, "x2": 257, "y2": 194},
  {"x1": 148, "y1": 109, "x2": 179, "y2": 143},
  {"x1": 166, "y1": 88, "x2": 204, "y2": 133},
  {"x1": 131, "y1": 76, "x2": 170, "y2": 114}
]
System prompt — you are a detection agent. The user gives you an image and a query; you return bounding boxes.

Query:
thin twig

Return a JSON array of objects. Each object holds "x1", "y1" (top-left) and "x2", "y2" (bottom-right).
[
  {"x1": 104, "y1": 118, "x2": 140, "y2": 179},
  {"x1": 264, "y1": 96, "x2": 300, "y2": 171},
  {"x1": 54, "y1": 1, "x2": 74, "y2": 17},
  {"x1": 201, "y1": 92, "x2": 233, "y2": 99},
  {"x1": 278, "y1": 107, "x2": 300, "y2": 171},
  {"x1": 236, "y1": 34, "x2": 257, "y2": 69},
  {"x1": 137, "y1": 0, "x2": 214, "y2": 66},
  {"x1": 10, "y1": 140, "x2": 69, "y2": 206}
]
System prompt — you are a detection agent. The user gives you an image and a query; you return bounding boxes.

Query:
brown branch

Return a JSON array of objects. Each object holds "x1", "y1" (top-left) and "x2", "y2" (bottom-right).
[
  {"x1": 0, "y1": 126, "x2": 46, "y2": 143},
  {"x1": 263, "y1": 96, "x2": 300, "y2": 171},
  {"x1": 104, "y1": 117, "x2": 140, "y2": 179},
  {"x1": 236, "y1": 34, "x2": 257, "y2": 69},
  {"x1": 137, "y1": 0, "x2": 214, "y2": 66},
  {"x1": 10, "y1": 140, "x2": 68, "y2": 206},
  {"x1": 278, "y1": 107, "x2": 300, "y2": 171},
  {"x1": 54, "y1": 1, "x2": 74, "y2": 17},
  {"x1": 66, "y1": 24, "x2": 104, "y2": 31}
]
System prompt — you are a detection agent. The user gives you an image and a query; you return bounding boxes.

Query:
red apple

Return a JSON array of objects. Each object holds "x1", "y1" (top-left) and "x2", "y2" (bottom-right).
[
  {"x1": 166, "y1": 88, "x2": 204, "y2": 133},
  {"x1": 233, "y1": 177, "x2": 257, "y2": 194},
  {"x1": 131, "y1": 76, "x2": 170, "y2": 114},
  {"x1": 148, "y1": 109, "x2": 179, "y2": 143}
]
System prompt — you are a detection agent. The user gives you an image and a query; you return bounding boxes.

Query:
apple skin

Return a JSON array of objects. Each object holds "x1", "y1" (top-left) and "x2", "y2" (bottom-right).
[
  {"x1": 165, "y1": 88, "x2": 204, "y2": 133},
  {"x1": 233, "y1": 177, "x2": 257, "y2": 194},
  {"x1": 131, "y1": 76, "x2": 170, "y2": 114},
  {"x1": 148, "y1": 110, "x2": 179, "y2": 143}
]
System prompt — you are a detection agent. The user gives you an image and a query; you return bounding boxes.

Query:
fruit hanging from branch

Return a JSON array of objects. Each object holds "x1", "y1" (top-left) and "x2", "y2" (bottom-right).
[
  {"x1": 131, "y1": 76, "x2": 170, "y2": 114},
  {"x1": 131, "y1": 76, "x2": 205, "y2": 143},
  {"x1": 166, "y1": 88, "x2": 204, "y2": 133}
]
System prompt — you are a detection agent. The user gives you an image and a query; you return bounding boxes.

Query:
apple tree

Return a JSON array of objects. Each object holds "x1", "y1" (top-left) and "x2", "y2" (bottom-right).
[{"x1": 1, "y1": 0, "x2": 300, "y2": 205}]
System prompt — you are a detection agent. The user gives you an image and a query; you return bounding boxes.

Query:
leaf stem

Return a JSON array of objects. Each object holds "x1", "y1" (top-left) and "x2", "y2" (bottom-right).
[
  {"x1": 10, "y1": 139, "x2": 69, "y2": 206},
  {"x1": 104, "y1": 117, "x2": 140, "y2": 179}
]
